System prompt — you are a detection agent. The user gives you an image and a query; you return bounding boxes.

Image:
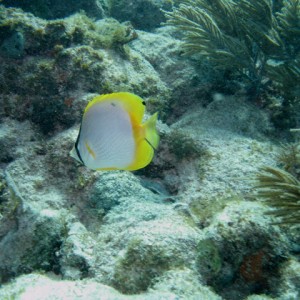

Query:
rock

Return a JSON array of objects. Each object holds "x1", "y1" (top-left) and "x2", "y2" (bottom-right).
[
  {"x1": 1, "y1": 0, "x2": 107, "y2": 20},
  {"x1": 276, "y1": 258, "x2": 300, "y2": 300},
  {"x1": 196, "y1": 201, "x2": 289, "y2": 299},
  {"x1": 91, "y1": 197, "x2": 200, "y2": 293},
  {"x1": 0, "y1": 273, "x2": 179, "y2": 300},
  {"x1": 152, "y1": 268, "x2": 223, "y2": 300},
  {"x1": 109, "y1": 0, "x2": 172, "y2": 30},
  {"x1": 0, "y1": 30, "x2": 25, "y2": 58},
  {"x1": 0, "y1": 119, "x2": 43, "y2": 165},
  {"x1": 0, "y1": 207, "x2": 65, "y2": 282},
  {"x1": 89, "y1": 171, "x2": 149, "y2": 212},
  {"x1": 130, "y1": 28, "x2": 215, "y2": 119},
  {"x1": 59, "y1": 222, "x2": 96, "y2": 280},
  {"x1": 0, "y1": 7, "x2": 170, "y2": 133}
]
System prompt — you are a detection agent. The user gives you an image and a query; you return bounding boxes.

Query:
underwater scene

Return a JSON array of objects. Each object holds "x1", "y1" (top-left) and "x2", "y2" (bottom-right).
[{"x1": 0, "y1": 0, "x2": 299, "y2": 299}]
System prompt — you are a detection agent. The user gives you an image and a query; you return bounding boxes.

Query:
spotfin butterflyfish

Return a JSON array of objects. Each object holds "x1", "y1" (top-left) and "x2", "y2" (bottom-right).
[{"x1": 70, "y1": 92, "x2": 159, "y2": 171}]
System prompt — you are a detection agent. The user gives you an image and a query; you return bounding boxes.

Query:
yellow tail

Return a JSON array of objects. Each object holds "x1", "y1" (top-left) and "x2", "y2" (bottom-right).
[{"x1": 143, "y1": 112, "x2": 159, "y2": 149}]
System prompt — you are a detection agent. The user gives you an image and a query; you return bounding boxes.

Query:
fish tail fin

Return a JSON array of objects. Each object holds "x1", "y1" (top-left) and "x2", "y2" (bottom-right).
[
  {"x1": 127, "y1": 112, "x2": 159, "y2": 171},
  {"x1": 143, "y1": 112, "x2": 159, "y2": 149}
]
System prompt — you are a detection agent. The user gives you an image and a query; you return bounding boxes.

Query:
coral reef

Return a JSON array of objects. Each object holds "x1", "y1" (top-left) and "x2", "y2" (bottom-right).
[
  {"x1": 1, "y1": 0, "x2": 107, "y2": 19},
  {"x1": 109, "y1": 0, "x2": 172, "y2": 30},
  {"x1": 0, "y1": 2, "x2": 299, "y2": 300},
  {"x1": 0, "y1": 95, "x2": 298, "y2": 299},
  {"x1": 0, "y1": 7, "x2": 170, "y2": 133},
  {"x1": 199, "y1": 201, "x2": 288, "y2": 299}
]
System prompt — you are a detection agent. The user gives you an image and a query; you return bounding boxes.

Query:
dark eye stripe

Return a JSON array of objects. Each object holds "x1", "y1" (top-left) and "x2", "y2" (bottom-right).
[{"x1": 75, "y1": 124, "x2": 84, "y2": 164}]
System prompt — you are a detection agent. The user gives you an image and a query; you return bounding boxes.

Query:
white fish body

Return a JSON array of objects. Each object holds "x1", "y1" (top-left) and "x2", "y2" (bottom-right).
[{"x1": 70, "y1": 92, "x2": 159, "y2": 171}]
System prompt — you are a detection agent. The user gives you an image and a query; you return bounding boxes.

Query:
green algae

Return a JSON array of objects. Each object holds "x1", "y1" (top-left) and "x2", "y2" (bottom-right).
[
  {"x1": 0, "y1": 171, "x2": 22, "y2": 220},
  {"x1": 189, "y1": 196, "x2": 230, "y2": 227},
  {"x1": 167, "y1": 129, "x2": 209, "y2": 160},
  {"x1": 113, "y1": 237, "x2": 172, "y2": 294},
  {"x1": 196, "y1": 239, "x2": 222, "y2": 278}
]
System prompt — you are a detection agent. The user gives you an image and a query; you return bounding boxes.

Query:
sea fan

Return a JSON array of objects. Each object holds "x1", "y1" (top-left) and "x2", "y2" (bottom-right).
[
  {"x1": 165, "y1": 0, "x2": 300, "y2": 126},
  {"x1": 165, "y1": 0, "x2": 280, "y2": 81},
  {"x1": 276, "y1": 0, "x2": 300, "y2": 57},
  {"x1": 255, "y1": 166, "x2": 300, "y2": 224}
]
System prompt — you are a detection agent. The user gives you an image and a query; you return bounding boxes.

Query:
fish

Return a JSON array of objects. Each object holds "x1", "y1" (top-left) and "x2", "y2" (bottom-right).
[{"x1": 70, "y1": 92, "x2": 159, "y2": 171}]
